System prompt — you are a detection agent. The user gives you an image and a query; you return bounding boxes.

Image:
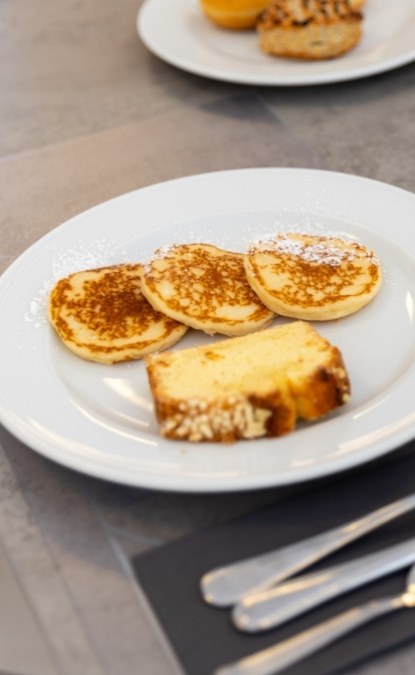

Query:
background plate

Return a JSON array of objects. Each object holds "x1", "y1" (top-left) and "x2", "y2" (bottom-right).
[
  {"x1": 137, "y1": 0, "x2": 415, "y2": 86},
  {"x1": 1, "y1": 168, "x2": 415, "y2": 492}
]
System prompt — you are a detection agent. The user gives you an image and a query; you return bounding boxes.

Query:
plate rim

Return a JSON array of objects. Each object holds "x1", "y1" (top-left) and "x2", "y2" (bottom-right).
[{"x1": 137, "y1": 0, "x2": 415, "y2": 87}]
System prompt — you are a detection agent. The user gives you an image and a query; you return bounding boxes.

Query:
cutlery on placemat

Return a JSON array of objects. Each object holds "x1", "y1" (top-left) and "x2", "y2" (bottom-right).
[
  {"x1": 232, "y1": 536, "x2": 415, "y2": 633},
  {"x1": 201, "y1": 493, "x2": 415, "y2": 607},
  {"x1": 215, "y1": 561, "x2": 415, "y2": 675}
]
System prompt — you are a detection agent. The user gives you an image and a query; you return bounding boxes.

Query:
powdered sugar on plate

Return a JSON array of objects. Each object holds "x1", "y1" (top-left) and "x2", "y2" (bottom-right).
[
  {"x1": 25, "y1": 238, "x2": 131, "y2": 327},
  {"x1": 23, "y1": 208, "x2": 379, "y2": 328}
]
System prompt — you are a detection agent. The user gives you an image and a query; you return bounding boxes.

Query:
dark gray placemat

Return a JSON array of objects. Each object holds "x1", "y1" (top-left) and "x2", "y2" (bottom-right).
[{"x1": 133, "y1": 445, "x2": 415, "y2": 675}]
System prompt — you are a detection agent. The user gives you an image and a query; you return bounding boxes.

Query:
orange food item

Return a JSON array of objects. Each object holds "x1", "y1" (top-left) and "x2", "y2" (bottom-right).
[{"x1": 200, "y1": 0, "x2": 269, "y2": 29}]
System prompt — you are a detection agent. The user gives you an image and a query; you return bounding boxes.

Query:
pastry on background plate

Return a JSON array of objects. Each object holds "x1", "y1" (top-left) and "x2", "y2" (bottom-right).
[
  {"x1": 200, "y1": 0, "x2": 270, "y2": 29},
  {"x1": 141, "y1": 243, "x2": 274, "y2": 336},
  {"x1": 146, "y1": 321, "x2": 351, "y2": 443},
  {"x1": 48, "y1": 263, "x2": 188, "y2": 364},
  {"x1": 244, "y1": 232, "x2": 382, "y2": 320},
  {"x1": 257, "y1": 0, "x2": 363, "y2": 60}
]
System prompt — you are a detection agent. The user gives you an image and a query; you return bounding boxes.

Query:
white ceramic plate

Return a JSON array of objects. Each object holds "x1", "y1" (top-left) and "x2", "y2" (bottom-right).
[
  {"x1": 1, "y1": 168, "x2": 415, "y2": 492},
  {"x1": 137, "y1": 0, "x2": 415, "y2": 86}
]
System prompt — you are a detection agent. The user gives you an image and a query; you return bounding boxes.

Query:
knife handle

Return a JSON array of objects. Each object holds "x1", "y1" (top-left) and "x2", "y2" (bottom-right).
[
  {"x1": 201, "y1": 493, "x2": 415, "y2": 607},
  {"x1": 216, "y1": 595, "x2": 406, "y2": 675},
  {"x1": 232, "y1": 536, "x2": 415, "y2": 632}
]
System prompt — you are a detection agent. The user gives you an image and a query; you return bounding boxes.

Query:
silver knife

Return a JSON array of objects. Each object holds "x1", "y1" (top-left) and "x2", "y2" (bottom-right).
[
  {"x1": 232, "y1": 536, "x2": 415, "y2": 632},
  {"x1": 216, "y1": 562, "x2": 415, "y2": 675},
  {"x1": 201, "y1": 493, "x2": 415, "y2": 607}
]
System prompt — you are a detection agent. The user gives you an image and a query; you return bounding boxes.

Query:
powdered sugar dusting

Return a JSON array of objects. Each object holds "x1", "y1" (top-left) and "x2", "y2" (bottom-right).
[
  {"x1": 251, "y1": 232, "x2": 379, "y2": 267},
  {"x1": 51, "y1": 239, "x2": 130, "y2": 278},
  {"x1": 142, "y1": 243, "x2": 178, "y2": 274},
  {"x1": 24, "y1": 280, "x2": 53, "y2": 328},
  {"x1": 272, "y1": 235, "x2": 353, "y2": 266}
]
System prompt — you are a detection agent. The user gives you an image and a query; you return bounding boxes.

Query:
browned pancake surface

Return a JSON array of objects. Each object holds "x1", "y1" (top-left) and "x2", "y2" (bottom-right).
[
  {"x1": 244, "y1": 232, "x2": 382, "y2": 320},
  {"x1": 141, "y1": 243, "x2": 274, "y2": 336},
  {"x1": 48, "y1": 263, "x2": 187, "y2": 363}
]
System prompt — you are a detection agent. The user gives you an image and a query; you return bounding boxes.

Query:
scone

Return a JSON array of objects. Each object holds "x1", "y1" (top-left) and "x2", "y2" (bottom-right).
[
  {"x1": 146, "y1": 321, "x2": 350, "y2": 443},
  {"x1": 200, "y1": 0, "x2": 270, "y2": 29},
  {"x1": 48, "y1": 263, "x2": 188, "y2": 364},
  {"x1": 257, "y1": 0, "x2": 363, "y2": 60},
  {"x1": 244, "y1": 232, "x2": 382, "y2": 321},
  {"x1": 141, "y1": 243, "x2": 274, "y2": 336}
]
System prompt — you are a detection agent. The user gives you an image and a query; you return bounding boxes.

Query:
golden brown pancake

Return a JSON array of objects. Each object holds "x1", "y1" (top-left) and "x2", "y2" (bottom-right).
[
  {"x1": 140, "y1": 243, "x2": 274, "y2": 336},
  {"x1": 48, "y1": 263, "x2": 188, "y2": 364},
  {"x1": 244, "y1": 232, "x2": 382, "y2": 321}
]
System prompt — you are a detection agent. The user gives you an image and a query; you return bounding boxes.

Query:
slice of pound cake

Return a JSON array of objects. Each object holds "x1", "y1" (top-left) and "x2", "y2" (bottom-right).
[{"x1": 145, "y1": 321, "x2": 350, "y2": 443}]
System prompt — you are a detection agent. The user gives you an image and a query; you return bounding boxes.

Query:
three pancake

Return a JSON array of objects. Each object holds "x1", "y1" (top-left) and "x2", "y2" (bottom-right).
[
  {"x1": 48, "y1": 263, "x2": 188, "y2": 364},
  {"x1": 140, "y1": 243, "x2": 274, "y2": 336},
  {"x1": 48, "y1": 234, "x2": 382, "y2": 366},
  {"x1": 244, "y1": 232, "x2": 382, "y2": 320}
]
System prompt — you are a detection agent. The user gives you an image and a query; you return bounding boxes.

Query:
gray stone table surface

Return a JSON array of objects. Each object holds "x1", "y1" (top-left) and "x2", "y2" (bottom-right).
[{"x1": 1, "y1": 1, "x2": 415, "y2": 673}]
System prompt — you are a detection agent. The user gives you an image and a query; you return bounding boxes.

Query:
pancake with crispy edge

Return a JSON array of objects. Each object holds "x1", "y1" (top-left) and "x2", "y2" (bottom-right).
[
  {"x1": 140, "y1": 243, "x2": 274, "y2": 336},
  {"x1": 48, "y1": 263, "x2": 188, "y2": 364},
  {"x1": 244, "y1": 232, "x2": 382, "y2": 321}
]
